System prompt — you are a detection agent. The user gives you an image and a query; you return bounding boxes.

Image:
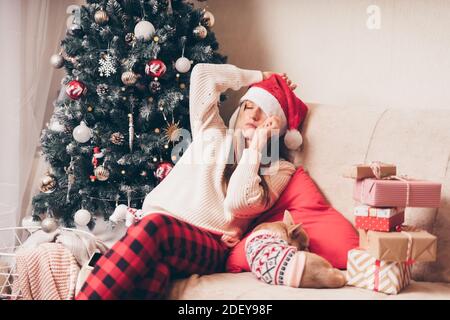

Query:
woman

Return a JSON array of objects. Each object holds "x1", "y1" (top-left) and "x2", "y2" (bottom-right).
[{"x1": 76, "y1": 63, "x2": 306, "y2": 300}]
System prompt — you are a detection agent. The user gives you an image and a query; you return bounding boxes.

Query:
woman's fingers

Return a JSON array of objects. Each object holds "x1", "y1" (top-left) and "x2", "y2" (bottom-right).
[{"x1": 266, "y1": 72, "x2": 298, "y2": 90}]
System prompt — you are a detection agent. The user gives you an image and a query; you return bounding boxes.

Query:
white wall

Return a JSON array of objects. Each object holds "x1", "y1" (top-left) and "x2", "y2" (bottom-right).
[{"x1": 201, "y1": 0, "x2": 450, "y2": 118}]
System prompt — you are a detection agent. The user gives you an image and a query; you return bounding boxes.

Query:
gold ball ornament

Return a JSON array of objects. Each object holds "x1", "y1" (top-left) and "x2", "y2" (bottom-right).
[
  {"x1": 179, "y1": 83, "x2": 186, "y2": 89},
  {"x1": 41, "y1": 217, "x2": 59, "y2": 233},
  {"x1": 95, "y1": 9, "x2": 109, "y2": 25},
  {"x1": 154, "y1": 128, "x2": 160, "y2": 134},
  {"x1": 201, "y1": 11, "x2": 215, "y2": 27},
  {"x1": 94, "y1": 165, "x2": 110, "y2": 181},
  {"x1": 50, "y1": 54, "x2": 65, "y2": 69},
  {"x1": 40, "y1": 173, "x2": 57, "y2": 194},
  {"x1": 193, "y1": 25, "x2": 208, "y2": 39},
  {"x1": 87, "y1": 106, "x2": 93, "y2": 112},
  {"x1": 121, "y1": 71, "x2": 139, "y2": 86}
]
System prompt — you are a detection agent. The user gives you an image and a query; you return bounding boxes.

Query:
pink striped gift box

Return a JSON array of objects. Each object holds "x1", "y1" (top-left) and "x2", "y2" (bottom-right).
[{"x1": 353, "y1": 178, "x2": 441, "y2": 208}]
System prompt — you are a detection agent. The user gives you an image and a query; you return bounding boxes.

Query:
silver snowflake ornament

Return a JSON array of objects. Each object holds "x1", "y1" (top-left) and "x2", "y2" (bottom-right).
[{"x1": 98, "y1": 53, "x2": 117, "y2": 77}]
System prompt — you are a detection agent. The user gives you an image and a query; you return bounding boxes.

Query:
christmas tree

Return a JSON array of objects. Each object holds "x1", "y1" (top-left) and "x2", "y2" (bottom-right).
[{"x1": 29, "y1": 0, "x2": 227, "y2": 230}]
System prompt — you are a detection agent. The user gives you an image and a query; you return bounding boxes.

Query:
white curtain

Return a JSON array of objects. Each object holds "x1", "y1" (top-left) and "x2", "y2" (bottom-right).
[{"x1": 0, "y1": 0, "x2": 80, "y2": 246}]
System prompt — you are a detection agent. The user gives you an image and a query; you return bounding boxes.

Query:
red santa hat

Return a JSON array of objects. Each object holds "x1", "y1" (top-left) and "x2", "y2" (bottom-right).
[{"x1": 229, "y1": 74, "x2": 308, "y2": 150}]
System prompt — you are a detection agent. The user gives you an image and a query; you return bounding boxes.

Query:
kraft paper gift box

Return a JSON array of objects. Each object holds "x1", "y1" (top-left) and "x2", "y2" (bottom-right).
[
  {"x1": 343, "y1": 162, "x2": 396, "y2": 180},
  {"x1": 346, "y1": 248, "x2": 412, "y2": 295},
  {"x1": 353, "y1": 177, "x2": 441, "y2": 208},
  {"x1": 354, "y1": 206, "x2": 405, "y2": 232},
  {"x1": 358, "y1": 229, "x2": 437, "y2": 262}
]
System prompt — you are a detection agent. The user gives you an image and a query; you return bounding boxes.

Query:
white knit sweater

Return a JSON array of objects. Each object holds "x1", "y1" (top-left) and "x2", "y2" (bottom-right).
[{"x1": 141, "y1": 63, "x2": 296, "y2": 247}]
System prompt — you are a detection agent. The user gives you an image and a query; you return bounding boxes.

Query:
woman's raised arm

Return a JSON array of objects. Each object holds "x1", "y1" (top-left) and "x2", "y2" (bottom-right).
[{"x1": 188, "y1": 63, "x2": 263, "y2": 139}]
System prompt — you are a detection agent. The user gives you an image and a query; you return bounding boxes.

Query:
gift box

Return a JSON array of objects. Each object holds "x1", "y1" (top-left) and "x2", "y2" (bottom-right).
[
  {"x1": 346, "y1": 248, "x2": 412, "y2": 295},
  {"x1": 359, "y1": 229, "x2": 437, "y2": 262},
  {"x1": 343, "y1": 162, "x2": 396, "y2": 180},
  {"x1": 353, "y1": 177, "x2": 441, "y2": 208},
  {"x1": 354, "y1": 206, "x2": 405, "y2": 232}
]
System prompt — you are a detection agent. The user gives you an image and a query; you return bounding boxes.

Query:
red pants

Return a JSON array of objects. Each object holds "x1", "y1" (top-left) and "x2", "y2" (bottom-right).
[{"x1": 76, "y1": 213, "x2": 229, "y2": 300}]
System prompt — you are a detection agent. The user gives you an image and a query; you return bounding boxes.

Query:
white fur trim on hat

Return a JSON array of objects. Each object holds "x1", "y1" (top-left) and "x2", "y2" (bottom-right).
[
  {"x1": 284, "y1": 129, "x2": 303, "y2": 150},
  {"x1": 239, "y1": 87, "x2": 287, "y2": 135}
]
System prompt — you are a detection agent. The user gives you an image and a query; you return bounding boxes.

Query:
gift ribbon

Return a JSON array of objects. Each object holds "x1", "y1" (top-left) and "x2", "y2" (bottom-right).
[
  {"x1": 359, "y1": 174, "x2": 411, "y2": 207},
  {"x1": 374, "y1": 260, "x2": 381, "y2": 292},
  {"x1": 371, "y1": 224, "x2": 417, "y2": 292},
  {"x1": 396, "y1": 224, "x2": 419, "y2": 266}
]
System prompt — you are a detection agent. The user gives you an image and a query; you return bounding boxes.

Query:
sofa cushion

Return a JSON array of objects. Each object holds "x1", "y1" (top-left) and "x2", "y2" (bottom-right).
[{"x1": 226, "y1": 166, "x2": 359, "y2": 272}]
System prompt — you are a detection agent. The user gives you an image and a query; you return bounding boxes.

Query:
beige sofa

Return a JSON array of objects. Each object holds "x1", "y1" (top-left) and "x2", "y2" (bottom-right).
[{"x1": 168, "y1": 103, "x2": 450, "y2": 299}]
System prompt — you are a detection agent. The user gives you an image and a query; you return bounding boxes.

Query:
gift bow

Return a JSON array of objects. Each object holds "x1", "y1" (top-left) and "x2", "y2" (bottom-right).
[{"x1": 369, "y1": 161, "x2": 386, "y2": 180}]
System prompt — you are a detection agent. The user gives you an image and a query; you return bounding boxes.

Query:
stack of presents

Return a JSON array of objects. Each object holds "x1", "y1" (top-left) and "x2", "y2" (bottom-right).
[{"x1": 343, "y1": 162, "x2": 441, "y2": 294}]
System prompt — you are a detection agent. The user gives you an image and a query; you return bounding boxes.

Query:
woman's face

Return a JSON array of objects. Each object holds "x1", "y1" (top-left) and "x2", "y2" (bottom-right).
[{"x1": 234, "y1": 100, "x2": 267, "y2": 140}]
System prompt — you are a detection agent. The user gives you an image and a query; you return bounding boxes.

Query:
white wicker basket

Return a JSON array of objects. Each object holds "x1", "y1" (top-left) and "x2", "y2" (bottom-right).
[{"x1": 0, "y1": 226, "x2": 98, "y2": 300}]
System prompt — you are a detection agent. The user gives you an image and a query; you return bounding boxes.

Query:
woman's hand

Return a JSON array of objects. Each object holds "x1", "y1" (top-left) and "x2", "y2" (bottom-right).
[
  {"x1": 262, "y1": 71, "x2": 298, "y2": 91},
  {"x1": 249, "y1": 115, "x2": 282, "y2": 152}
]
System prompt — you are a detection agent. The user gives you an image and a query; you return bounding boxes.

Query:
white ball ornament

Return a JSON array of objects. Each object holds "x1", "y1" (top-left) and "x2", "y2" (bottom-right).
[
  {"x1": 21, "y1": 216, "x2": 42, "y2": 233},
  {"x1": 109, "y1": 204, "x2": 128, "y2": 225},
  {"x1": 175, "y1": 57, "x2": 192, "y2": 73},
  {"x1": 74, "y1": 209, "x2": 91, "y2": 226},
  {"x1": 73, "y1": 121, "x2": 92, "y2": 143},
  {"x1": 134, "y1": 20, "x2": 155, "y2": 41},
  {"x1": 284, "y1": 129, "x2": 303, "y2": 150}
]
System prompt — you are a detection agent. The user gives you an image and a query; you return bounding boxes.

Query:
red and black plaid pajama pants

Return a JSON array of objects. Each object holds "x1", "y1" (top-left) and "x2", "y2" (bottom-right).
[{"x1": 76, "y1": 213, "x2": 229, "y2": 300}]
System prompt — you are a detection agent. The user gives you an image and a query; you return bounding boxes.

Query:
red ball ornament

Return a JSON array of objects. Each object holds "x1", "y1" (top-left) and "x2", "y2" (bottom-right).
[
  {"x1": 154, "y1": 162, "x2": 173, "y2": 182},
  {"x1": 66, "y1": 80, "x2": 87, "y2": 100},
  {"x1": 145, "y1": 59, "x2": 167, "y2": 78}
]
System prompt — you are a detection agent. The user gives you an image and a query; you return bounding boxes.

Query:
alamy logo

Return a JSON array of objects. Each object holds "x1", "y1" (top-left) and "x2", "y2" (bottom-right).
[
  {"x1": 366, "y1": 5, "x2": 381, "y2": 30},
  {"x1": 169, "y1": 127, "x2": 282, "y2": 176}
]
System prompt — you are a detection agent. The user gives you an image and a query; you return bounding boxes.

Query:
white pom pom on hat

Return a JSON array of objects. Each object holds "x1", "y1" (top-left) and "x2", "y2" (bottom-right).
[{"x1": 229, "y1": 73, "x2": 308, "y2": 150}]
